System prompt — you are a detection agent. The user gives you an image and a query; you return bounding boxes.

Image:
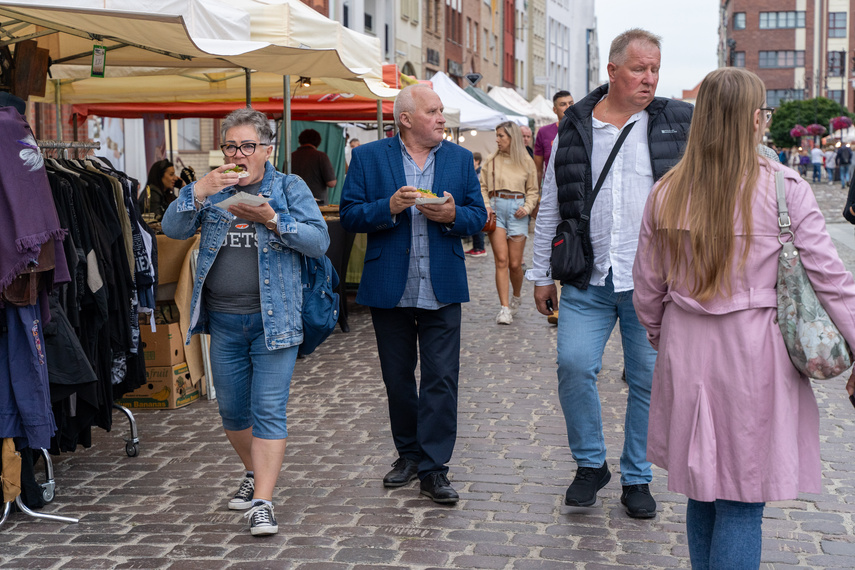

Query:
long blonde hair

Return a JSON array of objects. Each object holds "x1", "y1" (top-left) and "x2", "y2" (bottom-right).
[
  {"x1": 486, "y1": 121, "x2": 529, "y2": 170},
  {"x1": 650, "y1": 67, "x2": 766, "y2": 301}
]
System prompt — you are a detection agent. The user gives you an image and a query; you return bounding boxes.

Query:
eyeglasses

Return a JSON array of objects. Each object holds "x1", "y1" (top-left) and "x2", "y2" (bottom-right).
[
  {"x1": 220, "y1": 142, "x2": 270, "y2": 157},
  {"x1": 760, "y1": 107, "x2": 775, "y2": 122}
]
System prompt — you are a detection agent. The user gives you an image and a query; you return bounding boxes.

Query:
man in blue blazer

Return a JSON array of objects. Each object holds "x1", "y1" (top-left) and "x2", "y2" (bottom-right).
[{"x1": 340, "y1": 84, "x2": 486, "y2": 504}]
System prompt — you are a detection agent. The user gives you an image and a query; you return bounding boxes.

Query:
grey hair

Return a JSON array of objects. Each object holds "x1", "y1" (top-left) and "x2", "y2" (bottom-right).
[
  {"x1": 220, "y1": 107, "x2": 275, "y2": 144},
  {"x1": 393, "y1": 84, "x2": 434, "y2": 129},
  {"x1": 608, "y1": 28, "x2": 662, "y2": 65}
]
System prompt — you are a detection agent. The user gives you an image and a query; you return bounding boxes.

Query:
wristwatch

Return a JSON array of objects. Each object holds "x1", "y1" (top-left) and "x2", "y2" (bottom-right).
[{"x1": 265, "y1": 213, "x2": 279, "y2": 231}]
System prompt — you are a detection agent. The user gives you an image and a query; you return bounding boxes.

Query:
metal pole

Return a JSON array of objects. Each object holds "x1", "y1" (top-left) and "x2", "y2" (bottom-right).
[
  {"x1": 377, "y1": 100, "x2": 383, "y2": 139},
  {"x1": 284, "y1": 75, "x2": 291, "y2": 174},
  {"x1": 245, "y1": 68, "x2": 252, "y2": 107},
  {"x1": 167, "y1": 116, "x2": 173, "y2": 162},
  {"x1": 54, "y1": 79, "x2": 62, "y2": 142}
]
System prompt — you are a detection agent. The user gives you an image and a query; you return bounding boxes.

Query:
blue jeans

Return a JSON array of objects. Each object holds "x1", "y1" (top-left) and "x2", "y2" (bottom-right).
[
  {"x1": 470, "y1": 231, "x2": 485, "y2": 250},
  {"x1": 687, "y1": 499, "x2": 765, "y2": 569},
  {"x1": 491, "y1": 196, "x2": 530, "y2": 236},
  {"x1": 207, "y1": 310, "x2": 298, "y2": 439},
  {"x1": 556, "y1": 271, "x2": 656, "y2": 485},
  {"x1": 812, "y1": 163, "x2": 822, "y2": 182},
  {"x1": 839, "y1": 164, "x2": 850, "y2": 188}
]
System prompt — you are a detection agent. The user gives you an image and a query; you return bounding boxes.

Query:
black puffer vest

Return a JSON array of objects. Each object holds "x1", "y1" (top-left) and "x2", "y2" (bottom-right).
[{"x1": 553, "y1": 83, "x2": 693, "y2": 288}]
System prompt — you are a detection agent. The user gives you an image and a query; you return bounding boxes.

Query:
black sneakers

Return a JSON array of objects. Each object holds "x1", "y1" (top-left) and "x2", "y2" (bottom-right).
[
  {"x1": 621, "y1": 484, "x2": 657, "y2": 519},
  {"x1": 228, "y1": 476, "x2": 254, "y2": 510},
  {"x1": 564, "y1": 462, "x2": 611, "y2": 507},
  {"x1": 383, "y1": 457, "x2": 419, "y2": 488}
]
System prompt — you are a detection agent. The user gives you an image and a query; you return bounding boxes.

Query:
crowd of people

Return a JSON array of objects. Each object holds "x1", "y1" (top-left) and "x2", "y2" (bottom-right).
[
  {"x1": 139, "y1": 26, "x2": 855, "y2": 570},
  {"x1": 770, "y1": 142, "x2": 853, "y2": 188}
]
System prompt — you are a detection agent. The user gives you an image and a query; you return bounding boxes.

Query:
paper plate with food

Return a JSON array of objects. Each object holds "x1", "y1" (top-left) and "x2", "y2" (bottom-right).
[
  {"x1": 224, "y1": 165, "x2": 250, "y2": 178},
  {"x1": 414, "y1": 188, "x2": 450, "y2": 205}
]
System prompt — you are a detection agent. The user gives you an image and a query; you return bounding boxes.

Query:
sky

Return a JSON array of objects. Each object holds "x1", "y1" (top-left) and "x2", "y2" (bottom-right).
[{"x1": 594, "y1": 0, "x2": 720, "y2": 100}]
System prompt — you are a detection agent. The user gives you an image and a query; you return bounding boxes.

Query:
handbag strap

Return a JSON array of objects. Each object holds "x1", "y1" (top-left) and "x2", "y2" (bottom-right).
[
  {"x1": 774, "y1": 170, "x2": 794, "y2": 244},
  {"x1": 579, "y1": 120, "x2": 636, "y2": 229}
]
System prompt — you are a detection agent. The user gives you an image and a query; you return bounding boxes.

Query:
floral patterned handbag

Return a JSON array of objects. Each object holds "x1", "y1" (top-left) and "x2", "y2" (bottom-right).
[{"x1": 775, "y1": 170, "x2": 852, "y2": 379}]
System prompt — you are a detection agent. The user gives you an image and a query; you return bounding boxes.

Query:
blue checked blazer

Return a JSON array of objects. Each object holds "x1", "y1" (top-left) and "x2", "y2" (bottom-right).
[{"x1": 340, "y1": 136, "x2": 486, "y2": 309}]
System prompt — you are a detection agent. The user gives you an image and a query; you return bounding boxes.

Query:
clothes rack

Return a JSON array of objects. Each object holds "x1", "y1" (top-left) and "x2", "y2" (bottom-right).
[{"x1": 36, "y1": 139, "x2": 141, "y2": 457}]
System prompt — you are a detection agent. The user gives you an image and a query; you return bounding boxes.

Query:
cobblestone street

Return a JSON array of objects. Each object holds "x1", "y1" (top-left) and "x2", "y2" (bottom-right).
[{"x1": 1, "y1": 179, "x2": 855, "y2": 569}]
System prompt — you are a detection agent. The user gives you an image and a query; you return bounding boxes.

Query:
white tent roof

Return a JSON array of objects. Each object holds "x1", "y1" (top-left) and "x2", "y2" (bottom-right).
[
  {"x1": 489, "y1": 87, "x2": 554, "y2": 129},
  {"x1": 530, "y1": 95, "x2": 559, "y2": 126},
  {"x1": 429, "y1": 72, "x2": 525, "y2": 130},
  {"x1": 0, "y1": 0, "x2": 397, "y2": 101}
]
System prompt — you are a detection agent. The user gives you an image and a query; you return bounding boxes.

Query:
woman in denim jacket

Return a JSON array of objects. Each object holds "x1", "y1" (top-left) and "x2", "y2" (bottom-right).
[{"x1": 162, "y1": 108, "x2": 329, "y2": 537}]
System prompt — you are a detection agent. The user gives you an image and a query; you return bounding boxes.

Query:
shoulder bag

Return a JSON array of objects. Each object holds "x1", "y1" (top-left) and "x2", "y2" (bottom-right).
[
  {"x1": 550, "y1": 121, "x2": 635, "y2": 287},
  {"x1": 775, "y1": 170, "x2": 852, "y2": 379},
  {"x1": 482, "y1": 159, "x2": 497, "y2": 233}
]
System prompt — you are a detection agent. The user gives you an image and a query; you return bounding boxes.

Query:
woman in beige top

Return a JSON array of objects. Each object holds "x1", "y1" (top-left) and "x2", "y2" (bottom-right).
[{"x1": 480, "y1": 121, "x2": 539, "y2": 325}]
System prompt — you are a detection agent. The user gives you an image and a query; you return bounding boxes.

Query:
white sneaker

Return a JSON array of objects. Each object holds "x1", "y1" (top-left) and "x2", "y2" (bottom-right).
[
  {"x1": 496, "y1": 306, "x2": 513, "y2": 325},
  {"x1": 509, "y1": 295, "x2": 522, "y2": 316}
]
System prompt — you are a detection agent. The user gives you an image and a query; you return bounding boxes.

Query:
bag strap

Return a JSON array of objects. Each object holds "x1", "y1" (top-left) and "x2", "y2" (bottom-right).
[
  {"x1": 579, "y1": 120, "x2": 636, "y2": 229},
  {"x1": 774, "y1": 170, "x2": 794, "y2": 244}
]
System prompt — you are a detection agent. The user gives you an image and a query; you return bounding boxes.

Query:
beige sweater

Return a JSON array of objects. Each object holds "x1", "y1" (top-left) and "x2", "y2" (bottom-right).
[{"x1": 479, "y1": 152, "x2": 539, "y2": 214}]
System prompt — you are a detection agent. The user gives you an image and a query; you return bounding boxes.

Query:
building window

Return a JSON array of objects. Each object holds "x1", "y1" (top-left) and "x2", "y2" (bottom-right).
[
  {"x1": 474, "y1": 22, "x2": 478, "y2": 52},
  {"x1": 733, "y1": 12, "x2": 746, "y2": 30},
  {"x1": 759, "y1": 11, "x2": 805, "y2": 29},
  {"x1": 365, "y1": 12, "x2": 373, "y2": 33},
  {"x1": 177, "y1": 118, "x2": 201, "y2": 151},
  {"x1": 758, "y1": 50, "x2": 805, "y2": 68},
  {"x1": 829, "y1": 12, "x2": 847, "y2": 38},
  {"x1": 828, "y1": 51, "x2": 846, "y2": 77},
  {"x1": 766, "y1": 89, "x2": 805, "y2": 108},
  {"x1": 828, "y1": 90, "x2": 844, "y2": 104},
  {"x1": 733, "y1": 51, "x2": 745, "y2": 67}
]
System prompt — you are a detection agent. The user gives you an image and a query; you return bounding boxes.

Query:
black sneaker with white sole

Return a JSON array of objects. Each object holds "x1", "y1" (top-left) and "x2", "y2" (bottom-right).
[
  {"x1": 228, "y1": 476, "x2": 254, "y2": 510},
  {"x1": 244, "y1": 503, "x2": 278, "y2": 536}
]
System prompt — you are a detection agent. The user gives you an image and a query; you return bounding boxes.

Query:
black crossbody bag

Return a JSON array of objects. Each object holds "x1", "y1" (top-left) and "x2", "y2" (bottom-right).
[{"x1": 550, "y1": 121, "x2": 636, "y2": 288}]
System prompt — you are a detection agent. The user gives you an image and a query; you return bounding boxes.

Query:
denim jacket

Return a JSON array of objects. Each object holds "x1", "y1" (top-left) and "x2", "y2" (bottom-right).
[{"x1": 161, "y1": 162, "x2": 329, "y2": 350}]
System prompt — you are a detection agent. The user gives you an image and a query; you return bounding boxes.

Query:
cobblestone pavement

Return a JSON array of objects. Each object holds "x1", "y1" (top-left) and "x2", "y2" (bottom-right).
[{"x1": 1, "y1": 178, "x2": 855, "y2": 569}]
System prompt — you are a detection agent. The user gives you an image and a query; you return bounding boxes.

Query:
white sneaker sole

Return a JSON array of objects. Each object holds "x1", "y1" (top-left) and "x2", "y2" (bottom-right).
[
  {"x1": 250, "y1": 524, "x2": 278, "y2": 536},
  {"x1": 228, "y1": 499, "x2": 253, "y2": 510}
]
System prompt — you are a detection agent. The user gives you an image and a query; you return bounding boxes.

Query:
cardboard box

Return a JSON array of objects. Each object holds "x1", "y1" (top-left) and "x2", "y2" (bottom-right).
[
  {"x1": 117, "y1": 362, "x2": 200, "y2": 410},
  {"x1": 140, "y1": 322, "x2": 185, "y2": 367},
  {"x1": 156, "y1": 234, "x2": 199, "y2": 285}
]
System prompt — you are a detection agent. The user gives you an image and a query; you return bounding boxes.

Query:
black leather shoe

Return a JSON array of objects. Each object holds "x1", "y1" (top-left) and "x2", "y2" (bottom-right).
[
  {"x1": 564, "y1": 461, "x2": 611, "y2": 507},
  {"x1": 621, "y1": 484, "x2": 657, "y2": 519},
  {"x1": 382, "y1": 457, "x2": 419, "y2": 488},
  {"x1": 420, "y1": 472, "x2": 459, "y2": 504}
]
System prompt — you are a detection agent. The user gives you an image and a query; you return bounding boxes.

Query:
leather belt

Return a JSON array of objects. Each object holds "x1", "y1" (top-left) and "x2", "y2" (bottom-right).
[{"x1": 493, "y1": 192, "x2": 523, "y2": 199}]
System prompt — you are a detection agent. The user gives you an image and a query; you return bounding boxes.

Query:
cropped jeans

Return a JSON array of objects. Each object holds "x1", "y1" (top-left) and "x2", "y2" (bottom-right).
[
  {"x1": 687, "y1": 499, "x2": 765, "y2": 569},
  {"x1": 556, "y1": 270, "x2": 656, "y2": 485}
]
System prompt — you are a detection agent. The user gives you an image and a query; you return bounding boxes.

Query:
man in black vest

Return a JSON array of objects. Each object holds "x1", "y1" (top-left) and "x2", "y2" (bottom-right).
[{"x1": 526, "y1": 28, "x2": 692, "y2": 518}]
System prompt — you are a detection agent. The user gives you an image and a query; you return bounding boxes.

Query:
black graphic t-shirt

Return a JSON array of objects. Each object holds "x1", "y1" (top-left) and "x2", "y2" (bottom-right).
[{"x1": 204, "y1": 182, "x2": 263, "y2": 314}]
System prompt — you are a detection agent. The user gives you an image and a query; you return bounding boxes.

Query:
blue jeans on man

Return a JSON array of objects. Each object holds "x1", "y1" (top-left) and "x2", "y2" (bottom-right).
[
  {"x1": 556, "y1": 271, "x2": 656, "y2": 485},
  {"x1": 812, "y1": 162, "x2": 822, "y2": 182},
  {"x1": 840, "y1": 163, "x2": 851, "y2": 188}
]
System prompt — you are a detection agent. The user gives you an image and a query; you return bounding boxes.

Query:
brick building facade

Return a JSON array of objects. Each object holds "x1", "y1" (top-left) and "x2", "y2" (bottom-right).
[{"x1": 720, "y1": 0, "x2": 855, "y2": 110}]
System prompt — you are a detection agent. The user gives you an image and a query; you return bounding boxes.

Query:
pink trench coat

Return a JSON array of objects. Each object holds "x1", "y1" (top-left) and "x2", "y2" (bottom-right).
[{"x1": 633, "y1": 160, "x2": 855, "y2": 503}]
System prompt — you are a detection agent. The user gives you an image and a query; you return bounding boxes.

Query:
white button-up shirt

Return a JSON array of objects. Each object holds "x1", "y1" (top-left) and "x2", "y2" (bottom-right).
[{"x1": 527, "y1": 108, "x2": 652, "y2": 293}]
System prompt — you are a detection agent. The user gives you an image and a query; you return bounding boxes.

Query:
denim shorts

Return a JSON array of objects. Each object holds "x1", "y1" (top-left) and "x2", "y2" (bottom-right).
[
  {"x1": 491, "y1": 196, "x2": 530, "y2": 237},
  {"x1": 207, "y1": 310, "x2": 298, "y2": 439}
]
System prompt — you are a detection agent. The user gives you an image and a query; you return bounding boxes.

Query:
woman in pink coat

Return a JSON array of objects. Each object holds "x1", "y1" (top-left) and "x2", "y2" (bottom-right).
[{"x1": 633, "y1": 67, "x2": 855, "y2": 569}]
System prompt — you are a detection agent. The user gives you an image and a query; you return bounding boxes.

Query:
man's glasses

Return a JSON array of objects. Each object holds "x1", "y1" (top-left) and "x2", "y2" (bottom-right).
[
  {"x1": 220, "y1": 142, "x2": 270, "y2": 157},
  {"x1": 760, "y1": 107, "x2": 775, "y2": 122}
]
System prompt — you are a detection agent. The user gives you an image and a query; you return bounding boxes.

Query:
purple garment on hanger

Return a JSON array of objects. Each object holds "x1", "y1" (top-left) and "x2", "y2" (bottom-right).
[{"x1": 0, "y1": 106, "x2": 69, "y2": 294}]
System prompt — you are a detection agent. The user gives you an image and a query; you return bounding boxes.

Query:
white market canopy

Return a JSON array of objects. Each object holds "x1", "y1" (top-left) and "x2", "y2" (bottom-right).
[
  {"x1": 0, "y1": 0, "x2": 398, "y2": 102},
  {"x1": 489, "y1": 87, "x2": 554, "y2": 129},
  {"x1": 429, "y1": 71, "x2": 525, "y2": 131},
  {"x1": 529, "y1": 94, "x2": 558, "y2": 126}
]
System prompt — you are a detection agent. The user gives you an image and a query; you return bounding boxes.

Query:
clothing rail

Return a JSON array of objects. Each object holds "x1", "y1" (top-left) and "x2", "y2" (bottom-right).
[{"x1": 36, "y1": 140, "x2": 101, "y2": 150}]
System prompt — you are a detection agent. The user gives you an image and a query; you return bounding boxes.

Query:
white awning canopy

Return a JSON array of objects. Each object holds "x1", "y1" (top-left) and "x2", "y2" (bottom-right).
[
  {"x1": 489, "y1": 87, "x2": 555, "y2": 129},
  {"x1": 429, "y1": 71, "x2": 526, "y2": 130}
]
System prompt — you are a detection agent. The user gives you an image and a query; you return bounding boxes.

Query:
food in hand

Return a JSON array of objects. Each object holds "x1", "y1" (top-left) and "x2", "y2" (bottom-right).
[
  {"x1": 225, "y1": 165, "x2": 250, "y2": 178},
  {"x1": 416, "y1": 188, "x2": 438, "y2": 198}
]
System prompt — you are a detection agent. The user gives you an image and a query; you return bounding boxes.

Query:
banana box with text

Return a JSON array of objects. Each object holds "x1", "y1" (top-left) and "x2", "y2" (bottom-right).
[{"x1": 116, "y1": 362, "x2": 200, "y2": 409}]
